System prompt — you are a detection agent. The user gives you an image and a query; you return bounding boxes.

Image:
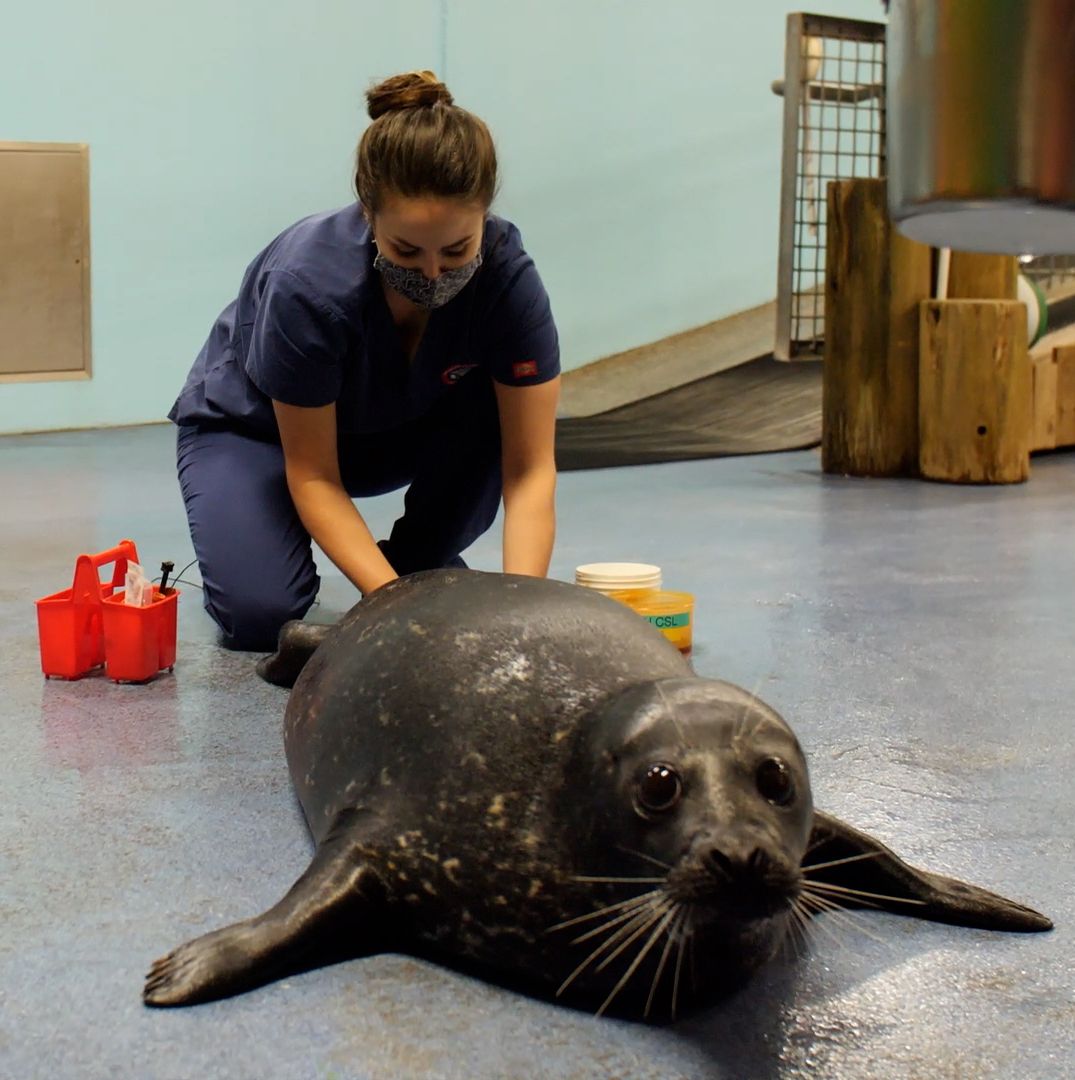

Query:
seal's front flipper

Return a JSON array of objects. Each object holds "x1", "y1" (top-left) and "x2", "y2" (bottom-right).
[
  {"x1": 805, "y1": 811, "x2": 1052, "y2": 932},
  {"x1": 256, "y1": 621, "x2": 333, "y2": 688},
  {"x1": 143, "y1": 809, "x2": 391, "y2": 1006}
]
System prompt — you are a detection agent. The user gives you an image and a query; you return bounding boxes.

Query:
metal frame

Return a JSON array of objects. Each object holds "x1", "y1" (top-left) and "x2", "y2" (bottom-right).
[
  {"x1": 0, "y1": 140, "x2": 92, "y2": 383},
  {"x1": 774, "y1": 13, "x2": 887, "y2": 361}
]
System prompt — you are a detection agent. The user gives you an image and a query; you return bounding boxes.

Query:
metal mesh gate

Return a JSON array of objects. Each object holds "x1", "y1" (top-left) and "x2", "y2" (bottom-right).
[{"x1": 773, "y1": 13, "x2": 887, "y2": 361}]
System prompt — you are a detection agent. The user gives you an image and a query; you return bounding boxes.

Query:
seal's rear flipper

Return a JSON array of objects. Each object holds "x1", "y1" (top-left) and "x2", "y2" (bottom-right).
[
  {"x1": 256, "y1": 621, "x2": 333, "y2": 688},
  {"x1": 143, "y1": 809, "x2": 392, "y2": 1006},
  {"x1": 805, "y1": 811, "x2": 1052, "y2": 932}
]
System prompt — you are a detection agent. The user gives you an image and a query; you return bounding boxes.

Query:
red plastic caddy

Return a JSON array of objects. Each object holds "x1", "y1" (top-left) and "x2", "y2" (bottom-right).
[{"x1": 35, "y1": 539, "x2": 178, "y2": 682}]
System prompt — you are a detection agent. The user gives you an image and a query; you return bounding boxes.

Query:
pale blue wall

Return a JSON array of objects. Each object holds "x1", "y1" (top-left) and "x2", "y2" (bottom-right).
[{"x1": 0, "y1": 0, "x2": 883, "y2": 435}]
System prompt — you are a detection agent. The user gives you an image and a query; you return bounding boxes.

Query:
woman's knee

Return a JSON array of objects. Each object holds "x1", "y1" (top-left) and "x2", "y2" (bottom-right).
[{"x1": 204, "y1": 581, "x2": 318, "y2": 653}]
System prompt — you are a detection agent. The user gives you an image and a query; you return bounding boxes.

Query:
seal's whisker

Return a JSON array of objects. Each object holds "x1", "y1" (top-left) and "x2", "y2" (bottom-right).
[
  {"x1": 748, "y1": 675, "x2": 768, "y2": 706},
  {"x1": 615, "y1": 845, "x2": 672, "y2": 872},
  {"x1": 735, "y1": 676, "x2": 768, "y2": 741},
  {"x1": 570, "y1": 896, "x2": 666, "y2": 946},
  {"x1": 783, "y1": 915, "x2": 804, "y2": 962},
  {"x1": 572, "y1": 875, "x2": 667, "y2": 885},
  {"x1": 556, "y1": 913, "x2": 652, "y2": 998},
  {"x1": 799, "y1": 891, "x2": 888, "y2": 946},
  {"x1": 596, "y1": 904, "x2": 678, "y2": 1018},
  {"x1": 793, "y1": 901, "x2": 816, "y2": 956},
  {"x1": 555, "y1": 900, "x2": 671, "y2": 998},
  {"x1": 784, "y1": 899, "x2": 813, "y2": 960},
  {"x1": 795, "y1": 898, "x2": 819, "y2": 945},
  {"x1": 594, "y1": 899, "x2": 675, "y2": 974},
  {"x1": 547, "y1": 889, "x2": 663, "y2": 933},
  {"x1": 671, "y1": 908, "x2": 692, "y2": 1019},
  {"x1": 644, "y1": 905, "x2": 686, "y2": 1019},
  {"x1": 802, "y1": 884, "x2": 885, "y2": 912},
  {"x1": 689, "y1": 915, "x2": 698, "y2": 994},
  {"x1": 812, "y1": 907, "x2": 889, "y2": 950},
  {"x1": 802, "y1": 890, "x2": 891, "y2": 931},
  {"x1": 656, "y1": 681, "x2": 693, "y2": 750},
  {"x1": 804, "y1": 880, "x2": 929, "y2": 906},
  {"x1": 778, "y1": 910, "x2": 798, "y2": 962},
  {"x1": 799, "y1": 890, "x2": 848, "y2": 916},
  {"x1": 795, "y1": 893, "x2": 856, "y2": 952},
  {"x1": 793, "y1": 894, "x2": 816, "y2": 929},
  {"x1": 802, "y1": 851, "x2": 883, "y2": 873}
]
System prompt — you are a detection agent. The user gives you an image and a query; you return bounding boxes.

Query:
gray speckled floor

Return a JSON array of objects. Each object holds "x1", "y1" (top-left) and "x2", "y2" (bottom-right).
[{"x1": 2, "y1": 424, "x2": 1073, "y2": 1080}]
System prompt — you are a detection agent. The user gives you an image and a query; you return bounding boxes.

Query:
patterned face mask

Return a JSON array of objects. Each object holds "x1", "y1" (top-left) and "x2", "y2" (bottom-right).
[{"x1": 373, "y1": 250, "x2": 483, "y2": 309}]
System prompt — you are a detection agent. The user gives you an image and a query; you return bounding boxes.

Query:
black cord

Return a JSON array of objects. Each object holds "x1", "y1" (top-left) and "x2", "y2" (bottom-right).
[
  {"x1": 148, "y1": 556, "x2": 321, "y2": 602},
  {"x1": 153, "y1": 558, "x2": 199, "y2": 586},
  {"x1": 173, "y1": 557, "x2": 198, "y2": 582}
]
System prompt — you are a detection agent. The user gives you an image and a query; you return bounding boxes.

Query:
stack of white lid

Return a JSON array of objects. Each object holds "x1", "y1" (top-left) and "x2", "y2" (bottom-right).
[{"x1": 574, "y1": 562, "x2": 662, "y2": 594}]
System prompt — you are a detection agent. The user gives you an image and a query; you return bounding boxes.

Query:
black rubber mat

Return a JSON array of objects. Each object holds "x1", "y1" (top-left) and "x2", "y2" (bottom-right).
[{"x1": 555, "y1": 355, "x2": 822, "y2": 470}]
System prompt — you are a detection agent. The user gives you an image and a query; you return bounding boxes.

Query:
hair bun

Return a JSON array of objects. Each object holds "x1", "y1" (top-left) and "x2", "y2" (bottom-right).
[{"x1": 366, "y1": 70, "x2": 454, "y2": 120}]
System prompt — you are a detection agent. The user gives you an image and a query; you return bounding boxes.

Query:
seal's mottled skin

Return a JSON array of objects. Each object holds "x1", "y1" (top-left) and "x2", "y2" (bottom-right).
[
  {"x1": 285, "y1": 569, "x2": 691, "y2": 848},
  {"x1": 285, "y1": 570, "x2": 703, "y2": 999},
  {"x1": 144, "y1": 570, "x2": 1051, "y2": 1019}
]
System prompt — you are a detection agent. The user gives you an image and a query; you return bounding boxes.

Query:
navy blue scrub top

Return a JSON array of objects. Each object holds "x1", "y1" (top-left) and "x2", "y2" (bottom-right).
[{"x1": 168, "y1": 203, "x2": 560, "y2": 439}]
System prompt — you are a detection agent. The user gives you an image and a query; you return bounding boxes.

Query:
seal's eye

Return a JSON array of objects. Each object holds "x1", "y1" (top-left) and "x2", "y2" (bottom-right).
[
  {"x1": 637, "y1": 763, "x2": 683, "y2": 814},
  {"x1": 756, "y1": 758, "x2": 795, "y2": 806}
]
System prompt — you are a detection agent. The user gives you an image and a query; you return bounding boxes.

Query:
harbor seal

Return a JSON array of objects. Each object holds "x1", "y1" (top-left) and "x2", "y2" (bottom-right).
[{"x1": 143, "y1": 570, "x2": 1051, "y2": 1019}]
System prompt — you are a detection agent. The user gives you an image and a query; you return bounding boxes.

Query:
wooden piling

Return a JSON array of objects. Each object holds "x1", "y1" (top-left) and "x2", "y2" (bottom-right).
[
  {"x1": 919, "y1": 300, "x2": 1030, "y2": 484},
  {"x1": 822, "y1": 178, "x2": 932, "y2": 476},
  {"x1": 1055, "y1": 345, "x2": 1075, "y2": 448},
  {"x1": 946, "y1": 251, "x2": 1018, "y2": 301},
  {"x1": 1031, "y1": 352, "x2": 1058, "y2": 452}
]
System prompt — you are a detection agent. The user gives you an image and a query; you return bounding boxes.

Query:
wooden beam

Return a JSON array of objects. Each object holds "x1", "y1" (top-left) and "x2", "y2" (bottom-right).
[
  {"x1": 1031, "y1": 352, "x2": 1058, "y2": 452},
  {"x1": 1055, "y1": 345, "x2": 1075, "y2": 448},
  {"x1": 919, "y1": 300, "x2": 1030, "y2": 484},
  {"x1": 946, "y1": 251, "x2": 1018, "y2": 301},
  {"x1": 822, "y1": 178, "x2": 932, "y2": 476}
]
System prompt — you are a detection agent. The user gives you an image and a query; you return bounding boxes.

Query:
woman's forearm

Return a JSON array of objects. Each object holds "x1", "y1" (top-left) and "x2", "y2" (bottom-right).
[
  {"x1": 287, "y1": 476, "x2": 398, "y2": 595},
  {"x1": 502, "y1": 467, "x2": 556, "y2": 577}
]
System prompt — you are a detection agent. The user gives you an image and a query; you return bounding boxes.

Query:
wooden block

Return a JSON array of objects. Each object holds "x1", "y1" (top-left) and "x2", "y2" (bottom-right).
[
  {"x1": 1031, "y1": 353, "x2": 1058, "y2": 452},
  {"x1": 1056, "y1": 345, "x2": 1075, "y2": 448},
  {"x1": 946, "y1": 251, "x2": 1018, "y2": 300},
  {"x1": 822, "y1": 178, "x2": 932, "y2": 476},
  {"x1": 919, "y1": 300, "x2": 1030, "y2": 484}
]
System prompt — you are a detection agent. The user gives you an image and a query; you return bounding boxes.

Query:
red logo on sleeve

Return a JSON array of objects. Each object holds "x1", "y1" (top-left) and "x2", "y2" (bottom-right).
[{"x1": 512, "y1": 360, "x2": 539, "y2": 379}]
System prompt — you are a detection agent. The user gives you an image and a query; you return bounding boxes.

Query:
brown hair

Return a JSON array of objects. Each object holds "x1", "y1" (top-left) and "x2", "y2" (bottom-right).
[{"x1": 355, "y1": 70, "x2": 498, "y2": 213}]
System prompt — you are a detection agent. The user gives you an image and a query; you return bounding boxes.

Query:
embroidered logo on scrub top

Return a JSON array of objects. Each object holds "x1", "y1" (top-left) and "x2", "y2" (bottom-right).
[
  {"x1": 441, "y1": 363, "x2": 479, "y2": 385},
  {"x1": 513, "y1": 361, "x2": 539, "y2": 379}
]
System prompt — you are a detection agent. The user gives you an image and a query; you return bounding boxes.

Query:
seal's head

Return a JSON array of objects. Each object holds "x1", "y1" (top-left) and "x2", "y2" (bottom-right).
[{"x1": 550, "y1": 677, "x2": 813, "y2": 1013}]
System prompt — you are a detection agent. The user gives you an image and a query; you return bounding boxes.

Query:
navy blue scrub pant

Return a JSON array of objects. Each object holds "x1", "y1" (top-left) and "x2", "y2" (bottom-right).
[{"x1": 175, "y1": 374, "x2": 502, "y2": 652}]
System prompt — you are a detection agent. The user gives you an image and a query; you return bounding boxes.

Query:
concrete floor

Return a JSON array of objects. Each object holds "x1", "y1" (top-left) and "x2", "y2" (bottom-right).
[{"x1": 2, "y1": 424, "x2": 1073, "y2": 1080}]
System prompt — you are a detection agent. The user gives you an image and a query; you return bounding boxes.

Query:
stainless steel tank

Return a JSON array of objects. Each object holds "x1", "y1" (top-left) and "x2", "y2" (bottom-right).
[{"x1": 887, "y1": 0, "x2": 1075, "y2": 253}]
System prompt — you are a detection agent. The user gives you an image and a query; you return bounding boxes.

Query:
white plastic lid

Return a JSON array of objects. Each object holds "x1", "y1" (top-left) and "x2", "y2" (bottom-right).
[{"x1": 575, "y1": 562, "x2": 662, "y2": 592}]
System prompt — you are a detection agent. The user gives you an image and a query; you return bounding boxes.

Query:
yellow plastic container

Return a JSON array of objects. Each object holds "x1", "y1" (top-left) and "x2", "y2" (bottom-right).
[
  {"x1": 608, "y1": 588, "x2": 695, "y2": 654},
  {"x1": 574, "y1": 563, "x2": 695, "y2": 654}
]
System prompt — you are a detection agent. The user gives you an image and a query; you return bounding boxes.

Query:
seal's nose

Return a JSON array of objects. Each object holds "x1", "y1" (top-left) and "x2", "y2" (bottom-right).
[
  {"x1": 667, "y1": 833, "x2": 799, "y2": 914},
  {"x1": 704, "y1": 846, "x2": 770, "y2": 881}
]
